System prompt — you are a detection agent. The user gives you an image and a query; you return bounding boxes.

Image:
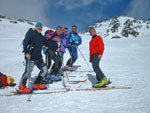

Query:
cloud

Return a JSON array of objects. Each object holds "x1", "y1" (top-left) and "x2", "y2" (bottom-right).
[
  {"x1": 124, "y1": 0, "x2": 150, "y2": 19},
  {"x1": 55, "y1": 0, "x2": 121, "y2": 11},
  {"x1": 55, "y1": 0, "x2": 96, "y2": 10},
  {"x1": 0, "y1": 0, "x2": 50, "y2": 26}
]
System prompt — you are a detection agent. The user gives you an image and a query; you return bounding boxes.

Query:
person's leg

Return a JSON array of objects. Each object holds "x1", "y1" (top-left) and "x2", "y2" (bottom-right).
[
  {"x1": 60, "y1": 52, "x2": 64, "y2": 75},
  {"x1": 19, "y1": 60, "x2": 35, "y2": 86},
  {"x1": 48, "y1": 49, "x2": 61, "y2": 75},
  {"x1": 91, "y1": 53, "x2": 105, "y2": 82},
  {"x1": 66, "y1": 48, "x2": 73, "y2": 67},
  {"x1": 34, "y1": 59, "x2": 47, "y2": 84},
  {"x1": 18, "y1": 60, "x2": 35, "y2": 93},
  {"x1": 33, "y1": 59, "x2": 47, "y2": 90},
  {"x1": 72, "y1": 47, "x2": 78, "y2": 65},
  {"x1": 60, "y1": 52, "x2": 64, "y2": 64}
]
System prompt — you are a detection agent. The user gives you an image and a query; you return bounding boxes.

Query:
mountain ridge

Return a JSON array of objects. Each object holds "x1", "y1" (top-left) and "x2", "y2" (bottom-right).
[{"x1": 82, "y1": 14, "x2": 150, "y2": 39}]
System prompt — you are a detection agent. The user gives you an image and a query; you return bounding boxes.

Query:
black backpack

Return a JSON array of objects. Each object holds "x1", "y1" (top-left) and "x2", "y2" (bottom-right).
[
  {"x1": 22, "y1": 28, "x2": 36, "y2": 53},
  {"x1": 0, "y1": 77, "x2": 3, "y2": 88}
]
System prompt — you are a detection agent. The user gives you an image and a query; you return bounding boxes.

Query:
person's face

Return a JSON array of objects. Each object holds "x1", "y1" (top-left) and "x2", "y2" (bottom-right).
[
  {"x1": 72, "y1": 27, "x2": 77, "y2": 33},
  {"x1": 36, "y1": 26, "x2": 43, "y2": 33},
  {"x1": 89, "y1": 29, "x2": 96, "y2": 37},
  {"x1": 56, "y1": 27, "x2": 62, "y2": 35},
  {"x1": 63, "y1": 29, "x2": 68, "y2": 35}
]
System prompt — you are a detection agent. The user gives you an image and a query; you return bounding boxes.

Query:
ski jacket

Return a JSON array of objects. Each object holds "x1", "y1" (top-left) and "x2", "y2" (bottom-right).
[
  {"x1": 60, "y1": 33, "x2": 71, "y2": 53},
  {"x1": 23, "y1": 28, "x2": 45, "y2": 61},
  {"x1": 44, "y1": 32, "x2": 60, "y2": 52},
  {"x1": 67, "y1": 32, "x2": 82, "y2": 47},
  {"x1": 89, "y1": 35, "x2": 104, "y2": 60}
]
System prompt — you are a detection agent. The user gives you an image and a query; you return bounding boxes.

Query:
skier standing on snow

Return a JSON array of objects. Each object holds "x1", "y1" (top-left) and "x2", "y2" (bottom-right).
[
  {"x1": 18, "y1": 22, "x2": 48, "y2": 94},
  {"x1": 65, "y1": 25, "x2": 82, "y2": 71},
  {"x1": 59, "y1": 27, "x2": 70, "y2": 63},
  {"x1": 89, "y1": 27, "x2": 111, "y2": 88},
  {"x1": 44, "y1": 26, "x2": 62, "y2": 81}
]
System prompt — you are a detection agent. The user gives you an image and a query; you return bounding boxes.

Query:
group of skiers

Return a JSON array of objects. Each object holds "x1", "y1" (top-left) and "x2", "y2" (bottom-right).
[{"x1": 18, "y1": 22, "x2": 110, "y2": 94}]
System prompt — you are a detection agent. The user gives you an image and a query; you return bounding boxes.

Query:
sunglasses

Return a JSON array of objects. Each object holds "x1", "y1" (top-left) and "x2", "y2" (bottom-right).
[{"x1": 72, "y1": 27, "x2": 76, "y2": 30}]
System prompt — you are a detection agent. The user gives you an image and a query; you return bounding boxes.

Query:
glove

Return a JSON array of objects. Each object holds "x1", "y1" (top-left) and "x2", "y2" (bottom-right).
[
  {"x1": 43, "y1": 47, "x2": 48, "y2": 54},
  {"x1": 71, "y1": 41, "x2": 75, "y2": 46},
  {"x1": 75, "y1": 43, "x2": 78, "y2": 47},
  {"x1": 71, "y1": 41, "x2": 78, "y2": 47}
]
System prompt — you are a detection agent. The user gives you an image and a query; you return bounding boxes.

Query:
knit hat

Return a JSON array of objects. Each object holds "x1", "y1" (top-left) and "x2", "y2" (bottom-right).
[{"x1": 36, "y1": 22, "x2": 43, "y2": 27}]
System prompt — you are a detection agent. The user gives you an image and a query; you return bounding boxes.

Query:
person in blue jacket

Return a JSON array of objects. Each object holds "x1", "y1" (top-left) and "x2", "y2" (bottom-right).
[{"x1": 65, "y1": 25, "x2": 82, "y2": 70}]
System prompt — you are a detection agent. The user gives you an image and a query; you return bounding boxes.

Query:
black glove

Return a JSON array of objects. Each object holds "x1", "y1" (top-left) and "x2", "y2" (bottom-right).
[
  {"x1": 71, "y1": 41, "x2": 75, "y2": 46},
  {"x1": 27, "y1": 46, "x2": 34, "y2": 55}
]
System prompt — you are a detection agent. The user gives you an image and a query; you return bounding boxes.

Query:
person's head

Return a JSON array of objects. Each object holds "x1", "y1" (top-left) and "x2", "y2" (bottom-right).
[
  {"x1": 63, "y1": 27, "x2": 68, "y2": 35},
  {"x1": 56, "y1": 26, "x2": 62, "y2": 35},
  {"x1": 35, "y1": 22, "x2": 43, "y2": 33},
  {"x1": 89, "y1": 27, "x2": 96, "y2": 37},
  {"x1": 72, "y1": 25, "x2": 77, "y2": 33}
]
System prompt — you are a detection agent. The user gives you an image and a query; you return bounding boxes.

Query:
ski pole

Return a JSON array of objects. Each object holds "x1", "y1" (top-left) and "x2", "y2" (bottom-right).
[
  {"x1": 57, "y1": 52, "x2": 69, "y2": 80},
  {"x1": 27, "y1": 58, "x2": 31, "y2": 101},
  {"x1": 57, "y1": 52, "x2": 67, "y2": 87},
  {"x1": 46, "y1": 52, "x2": 49, "y2": 88},
  {"x1": 77, "y1": 47, "x2": 92, "y2": 71},
  {"x1": 62, "y1": 61, "x2": 67, "y2": 87}
]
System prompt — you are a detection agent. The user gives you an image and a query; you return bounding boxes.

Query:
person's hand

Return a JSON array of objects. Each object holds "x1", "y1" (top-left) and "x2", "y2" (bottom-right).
[
  {"x1": 75, "y1": 43, "x2": 78, "y2": 47},
  {"x1": 57, "y1": 47, "x2": 61, "y2": 52},
  {"x1": 26, "y1": 53, "x2": 31, "y2": 60},
  {"x1": 98, "y1": 55, "x2": 102, "y2": 60},
  {"x1": 71, "y1": 41, "x2": 75, "y2": 46}
]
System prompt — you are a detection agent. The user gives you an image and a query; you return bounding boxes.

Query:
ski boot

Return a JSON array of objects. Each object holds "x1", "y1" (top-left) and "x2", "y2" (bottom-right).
[
  {"x1": 93, "y1": 77, "x2": 111, "y2": 88},
  {"x1": 64, "y1": 65, "x2": 69, "y2": 71},
  {"x1": 33, "y1": 84, "x2": 47, "y2": 90},
  {"x1": 41, "y1": 76, "x2": 53, "y2": 84},
  {"x1": 68, "y1": 66, "x2": 75, "y2": 71},
  {"x1": 50, "y1": 75, "x2": 62, "y2": 82},
  {"x1": 18, "y1": 85, "x2": 32, "y2": 94}
]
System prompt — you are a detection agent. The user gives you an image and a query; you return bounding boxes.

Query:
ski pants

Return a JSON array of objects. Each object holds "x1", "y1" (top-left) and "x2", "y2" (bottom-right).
[
  {"x1": 91, "y1": 53, "x2": 105, "y2": 81},
  {"x1": 19, "y1": 59, "x2": 47, "y2": 86},
  {"x1": 66, "y1": 47, "x2": 78, "y2": 67},
  {"x1": 48, "y1": 49, "x2": 61, "y2": 75}
]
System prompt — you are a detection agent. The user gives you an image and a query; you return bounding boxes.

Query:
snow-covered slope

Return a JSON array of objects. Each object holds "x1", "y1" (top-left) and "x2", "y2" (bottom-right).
[
  {"x1": 82, "y1": 15, "x2": 150, "y2": 39},
  {"x1": 0, "y1": 16, "x2": 150, "y2": 113}
]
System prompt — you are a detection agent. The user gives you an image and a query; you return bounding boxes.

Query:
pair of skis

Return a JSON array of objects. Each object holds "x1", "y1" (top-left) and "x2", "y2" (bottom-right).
[{"x1": 0, "y1": 86, "x2": 131, "y2": 96}]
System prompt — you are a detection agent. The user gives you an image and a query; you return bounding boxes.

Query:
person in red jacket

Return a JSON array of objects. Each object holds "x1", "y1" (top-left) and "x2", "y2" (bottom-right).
[{"x1": 89, "y1": 27, "x2": 111, "y2": 88}]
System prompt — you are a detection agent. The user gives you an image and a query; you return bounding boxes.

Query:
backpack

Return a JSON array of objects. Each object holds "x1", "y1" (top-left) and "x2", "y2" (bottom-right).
[
  {"x1": 45, "y1": 29, "x2": 54, "y2": 35},
  {"x1": 0, "y1": 72, "x2": 7, "y2": 88},
  {"x1": 0, "y1": 78, "x2": 3, "y2": 88},
  {"x1": 22, "y1": 28, "x2": 36, "y2": 53},
  {"x1": 44, "y1": 29, "x2": 56, "y2": 41}
]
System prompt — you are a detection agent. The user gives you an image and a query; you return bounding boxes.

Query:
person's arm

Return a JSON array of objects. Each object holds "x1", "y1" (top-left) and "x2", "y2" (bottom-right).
[
  {"x1": 97, "y1": 36, "x2": 104, "y2": 59},
  {"x1": 77, "y1": 35, "x2": 82, "y2": 46}
]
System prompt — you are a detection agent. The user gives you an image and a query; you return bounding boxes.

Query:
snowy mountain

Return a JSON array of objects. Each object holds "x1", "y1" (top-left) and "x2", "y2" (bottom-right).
[
  {"x1": 0, "y1": 15, "x2": 35, "y2": 26},
  {"x1": 0, "y1": 15, "x2": 51, "y2": 35},
  {"x1": 82, "y1": 15, "x2": 150, "y2": 39},
  {"x1": 0, "y1": 15, "x2": 150, "y2": 113}
]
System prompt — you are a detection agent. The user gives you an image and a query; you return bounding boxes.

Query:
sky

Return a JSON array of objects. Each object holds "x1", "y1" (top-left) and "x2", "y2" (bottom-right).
[{"x1": 0, "y1": 0, "x2": 150, "y2": 31}]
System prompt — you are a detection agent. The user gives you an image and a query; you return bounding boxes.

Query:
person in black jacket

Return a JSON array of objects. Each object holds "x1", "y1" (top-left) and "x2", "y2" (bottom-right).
[{"x1": 18, "y1": 22, "x2": 47, "y2": 94}]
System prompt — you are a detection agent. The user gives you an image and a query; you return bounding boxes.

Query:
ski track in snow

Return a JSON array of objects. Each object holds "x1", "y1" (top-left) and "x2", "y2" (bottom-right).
[{"x1": 0, "y1": 18, "x2": 150, "y2": 113}]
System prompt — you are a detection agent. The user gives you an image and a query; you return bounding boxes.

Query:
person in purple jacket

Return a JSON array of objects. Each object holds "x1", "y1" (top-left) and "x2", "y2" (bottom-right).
[
  {"x1": 44, "y1": 26, "x2": 62, "y2": 81},
  {"x1": 59, "y1": 28, "x2": 70, "y2": 63}
]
